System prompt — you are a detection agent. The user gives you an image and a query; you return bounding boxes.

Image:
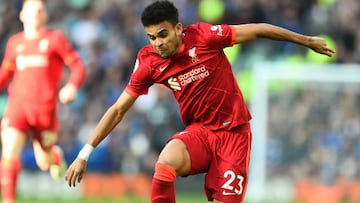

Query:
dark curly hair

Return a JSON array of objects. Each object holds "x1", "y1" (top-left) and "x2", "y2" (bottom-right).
[{"x1": 141, "y1": 0, "x2": 179, "y2": 27}]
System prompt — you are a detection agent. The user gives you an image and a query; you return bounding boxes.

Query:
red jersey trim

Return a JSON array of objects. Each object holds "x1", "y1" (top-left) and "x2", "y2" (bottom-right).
[
  {"x1": 125, "y1": 87, "x2": 141, "y2": 97},
  {"x1": 2, "y1": 61, "x2": 16, "y2": 71},
  {"x1": 175, "y1": 43, "x2": 185, "y2": 56},
  {"x1": 64, "y1": 55, "x2": 77, "y2": 65},
  {"x1": 230, "y1": 26, "x2": 237, "y2": 46}
]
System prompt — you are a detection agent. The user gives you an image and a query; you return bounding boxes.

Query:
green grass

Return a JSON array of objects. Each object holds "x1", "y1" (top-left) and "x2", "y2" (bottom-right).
[
  {"x1": 15, "y1": 196, "x2": 295, "y2": 203},
  {"x1": 17, "y1": 196, "x2": 356, "y2": 203},
  {"x1": 16, "y1": 193, "x2": 207, "y2": 203}
]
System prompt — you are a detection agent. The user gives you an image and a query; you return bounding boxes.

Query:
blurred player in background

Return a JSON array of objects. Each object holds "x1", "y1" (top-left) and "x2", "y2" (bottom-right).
[
  {"x1": 0, "y1": 0, "x2": 86, "y2": 202},
  {"x1": 65, "y1": 0, "x2": 334, "y2": 202}
]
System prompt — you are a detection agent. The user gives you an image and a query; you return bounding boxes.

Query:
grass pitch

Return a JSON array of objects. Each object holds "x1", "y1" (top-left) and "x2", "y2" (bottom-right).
[
  {"x1": 16, "y1": 195, "x2": 295, "y2": 203},
  {"x1": 17, "y1": 193, "x2": 207, "y2": 203}
]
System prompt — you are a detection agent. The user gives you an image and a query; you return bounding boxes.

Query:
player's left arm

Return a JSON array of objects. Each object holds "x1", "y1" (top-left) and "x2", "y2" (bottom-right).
[
  {"x1": 230, "y1": 23, "x2": 336, "y2": 57},
  {"x1": 55, "y1": 31, "x2": 87, "y2": 103}
]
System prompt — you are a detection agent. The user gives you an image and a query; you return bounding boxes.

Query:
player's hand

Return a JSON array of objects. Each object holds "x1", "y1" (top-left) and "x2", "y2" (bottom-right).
[
  {"x1": 59, "y1": 83, "x2": 77, "y2": 104},
  {"x1": 65, "y1": 158, "x2": 87, "y2": 187},
  {"x1": 308, "y1": 36, "x2": 336, "y2": 57}
]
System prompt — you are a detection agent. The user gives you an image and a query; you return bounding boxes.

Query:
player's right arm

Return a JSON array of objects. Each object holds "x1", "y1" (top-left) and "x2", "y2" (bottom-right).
[
  {"x1": 0, "y1": 68, "x2": 15, "y2": 90},
  {"x1": 87, "y1": 91, "x2": 137, "y2": 147},
  {"x1": 65, "y1": 90, "x2": 138, "y2": 187},
  {"x1": 230, "y1": 23, "x2": 335, "y2": 57},
  {"x1": 0, "y1": 37, "x2": 16, "y2": 90}
]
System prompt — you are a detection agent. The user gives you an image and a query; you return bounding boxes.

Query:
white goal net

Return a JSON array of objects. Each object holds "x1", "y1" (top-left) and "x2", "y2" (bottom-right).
[{"x1": 246, "y1": 63, "x2": 360, "y2": 202}]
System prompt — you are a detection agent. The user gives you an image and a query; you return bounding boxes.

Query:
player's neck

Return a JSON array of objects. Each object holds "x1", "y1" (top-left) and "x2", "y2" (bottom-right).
[
  {"x1": 23, "y1": 26, "x2": 45, "y2": 39},
  {"x1": 173, "y1": 38, "x2": 184, "y2": 57}
]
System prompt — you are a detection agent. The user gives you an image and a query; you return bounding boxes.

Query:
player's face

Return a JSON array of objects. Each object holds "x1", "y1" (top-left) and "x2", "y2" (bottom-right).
[
  {"x1": 145, "y1": 21, "x2": 183, "y2": 59},
  {"x1": 20, "y1": 0, "x2": 48, "y2": 29}
]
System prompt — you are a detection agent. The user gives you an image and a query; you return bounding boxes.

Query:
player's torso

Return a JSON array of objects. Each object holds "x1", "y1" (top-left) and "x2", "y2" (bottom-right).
[
  {"x1": 11, "y1": 31, "x2": 61, "y2": 72},
  {"x1": 153, "y1": 45, "x2": 228, "y2": 98},
  {"x1": 134, "y1": 23, "x2": 251, "y2": 129},
  {"x1": 8, "y1": 31, "x2": 63, "y2": 103},
  {"x1": 148, "y1": 42, "x2": 244, "y2": 129}
]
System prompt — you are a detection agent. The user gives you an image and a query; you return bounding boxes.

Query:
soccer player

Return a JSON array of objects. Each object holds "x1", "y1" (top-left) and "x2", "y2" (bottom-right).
[
  {"x1": 65, "y1": 1, "x2": 335, "y2": 202},
  {"x1": 0, "y1": 0, "x2": 86, "y2": 202}
]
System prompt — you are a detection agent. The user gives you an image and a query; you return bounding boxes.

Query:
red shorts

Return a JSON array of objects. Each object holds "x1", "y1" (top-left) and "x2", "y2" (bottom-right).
[
  {"x1": 1, "y1": 100, "x2": 59, "y2": 150},
  {"x1": 169, "y1": 123, "x2": 252, "y2": 203}
]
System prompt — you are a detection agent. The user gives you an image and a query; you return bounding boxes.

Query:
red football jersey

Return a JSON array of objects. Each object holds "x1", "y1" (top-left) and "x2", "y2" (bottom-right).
[
  {"x1": 0, "y1": 30, "x2": 86, "y2": 105},
  {"x1": 126, "y1": 22, "x2": 251, "y2": 130}
]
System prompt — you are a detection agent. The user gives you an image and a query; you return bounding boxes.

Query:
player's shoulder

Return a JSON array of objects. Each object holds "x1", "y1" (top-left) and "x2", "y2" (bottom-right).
[
  {"x1": 183, "y1": 22, "x2": 221, "y2": 42},
  {"x1": 43, "y1": 29, "x2": 73, "y2": 45},
  {"x1": 138, "y1": 45, "x2": 159, "y2": 61},
  {"x1": 183, "y1": 22, "x2": 218, "y2": 46},
  {"x1": 185, "y1": 22, "x2": 231, "y2": 34},
  {"x1": 45, "y1": 29, "x2": 67, "y2": 38},
  {"x1": 136, "y1": 45, "x2": 166, "y2": 71},
  {"x1": 184, "y1": 22, "x2": 213, "y2": 33},
  {"x1": 7, "y1": 31, "x2": 25, "y2": 43}
]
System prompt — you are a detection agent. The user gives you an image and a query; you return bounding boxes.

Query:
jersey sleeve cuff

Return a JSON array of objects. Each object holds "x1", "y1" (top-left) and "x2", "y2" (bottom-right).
[
  {"x1": 230, "y1": 26, "x2": 237, "y2": 46},
  {"x1": 125, "y1": 87, "x2": 141, "y2": 97}
]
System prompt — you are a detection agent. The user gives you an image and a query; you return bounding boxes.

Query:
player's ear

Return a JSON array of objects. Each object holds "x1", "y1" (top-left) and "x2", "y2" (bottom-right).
[
  {"x1": 19, "y1": 9, "x2": 25, "y2": 23},
  {"x1": 175, "y1": 23, "x2": 183, "y2": 36}
]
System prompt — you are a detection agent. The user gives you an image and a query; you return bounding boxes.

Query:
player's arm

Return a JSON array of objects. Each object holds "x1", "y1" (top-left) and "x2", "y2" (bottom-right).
[
  {"x1": 0, "y1": 68, "x2": 15, "y2": 90},
  {"x1": 230, "y1": 23, "x2": 335, "y2": 57},
  {"x1": 58, "y1": 56, "x2": 86, "y2": 103},
  {"x1": 0, "y1": 39, "x2": 16, "y2": 90},
  {"x1": 55, "y1": 31, "x2": 87, "y2": 103},
  {"x1": 86, "y1": 91, "x2": 137, "y2": 148},
  {"x1": 56, "y1": 31, "x2": 86, "y2": 88},
  {"x1": 65, "y1": 90, "x2": 137, "y2": 187}
]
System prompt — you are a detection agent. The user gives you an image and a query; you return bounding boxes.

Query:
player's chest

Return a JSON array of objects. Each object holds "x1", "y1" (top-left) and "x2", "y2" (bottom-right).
[
  {"x1": 153, "y1": 46, "x2": 220, "y2": 80},
  {"x1": 14, "y1": 38, "x2": 54, "y2": 70},
  {"x1": 15, "y1": 38, "x2": 53, "y2": 55},
  {"x1": 152, "y1": 47, "x2": 223, "y2": 91}
]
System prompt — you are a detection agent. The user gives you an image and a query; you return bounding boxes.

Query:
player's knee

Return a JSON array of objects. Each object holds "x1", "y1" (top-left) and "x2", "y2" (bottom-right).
[
  {"x1": 158, "y1": 139, "x2": 191, "y2": 175},
  {"x1": 1, "y1": 159, "x2": 21, "y2": 170},
  {"x1": 1, "y1": 127, "x2": 26, "y2": 158}
]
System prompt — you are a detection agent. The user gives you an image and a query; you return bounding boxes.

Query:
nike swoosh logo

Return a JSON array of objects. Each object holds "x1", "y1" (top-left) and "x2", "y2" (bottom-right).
[
  {"x1": 222, "y1": 191, "x2": 237, "y2": 196},
  {"x1": 160, "y1": 65, "x2": 169, "y2": 72},
  {"x1": 178, "y1": 131, "x2": 189, "y2": 135}
]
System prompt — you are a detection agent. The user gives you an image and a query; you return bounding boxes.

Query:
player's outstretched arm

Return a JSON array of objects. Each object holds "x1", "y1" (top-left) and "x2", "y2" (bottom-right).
[
  {"x1": 231, "y1": 23, "x2": 336, "y2": 57},
  {"x1": 65, "y1": 91, "x2": 138, "y2": 187}
]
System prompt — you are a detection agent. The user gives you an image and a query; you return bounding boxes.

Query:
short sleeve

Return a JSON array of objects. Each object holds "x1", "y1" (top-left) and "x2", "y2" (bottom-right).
[
  {"x1": 195, "y1": 22, "x2": 234, "y2": 49},
  {"x1": 53, "y1": 30, "x2": 78, "y2": 64},
  {"x1": 126, "y1": 55, "x2": 154, "y2": 97}
]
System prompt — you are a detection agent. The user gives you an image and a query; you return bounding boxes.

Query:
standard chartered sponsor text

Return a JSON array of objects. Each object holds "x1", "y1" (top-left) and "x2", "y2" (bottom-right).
[{"x1": 178, "y1": 65, "x2": 209, "y2": 86}]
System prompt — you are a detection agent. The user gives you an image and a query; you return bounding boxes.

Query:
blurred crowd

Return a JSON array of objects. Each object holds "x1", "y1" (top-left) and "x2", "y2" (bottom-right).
[
  {"x1": 267, "y1": 83, "x2": 360, "y2": 184},
  {"x1": 0, "y1": 0, "x2": 359, "y2": 178}
]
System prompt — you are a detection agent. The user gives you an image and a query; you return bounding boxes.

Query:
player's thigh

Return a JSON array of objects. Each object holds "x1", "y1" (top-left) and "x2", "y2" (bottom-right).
[
  {"x1": 158, "y1": 138, "x2": 191, "y2": 176},
  {"x1": 206, "y1": 124, "x2": 252, "y2": 203},
  {"x1": 1, "y1": 127, "x2": 27, "y2": 159},
  {"x1": 32, "y1": 107, "x2": 58, "y2": 154},
  {"x1": 33, "y1": 106, "x2": 59, "y2": 149},
  {"x1": 161, "y1": 124, "x2": 212, "y2": 176},
  {"x1": 32, "y1": 107, "x2": 58, "y2": 169}
]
